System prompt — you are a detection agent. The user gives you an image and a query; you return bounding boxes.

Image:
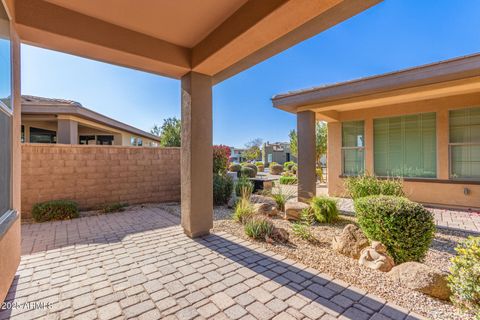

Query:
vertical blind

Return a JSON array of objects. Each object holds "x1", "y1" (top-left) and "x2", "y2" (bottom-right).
[
  {"x1": 342, "y1": 121, "x2": 364, "y2": 175},
  {"x1": 449, "y1": 107, "x2": 480, "y2": 179},
  {"x1": 374, "y1": 113, "x2": 436, "y2": 178}
]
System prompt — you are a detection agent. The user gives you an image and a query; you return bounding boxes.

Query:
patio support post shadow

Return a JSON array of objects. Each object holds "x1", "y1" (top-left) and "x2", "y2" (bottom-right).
[
  {"x1": 297, "y1": 111, "x2": 316, "y2": 202},
  {"x1": 180, "y1": 72, "x2": 213, "y2": 238}
]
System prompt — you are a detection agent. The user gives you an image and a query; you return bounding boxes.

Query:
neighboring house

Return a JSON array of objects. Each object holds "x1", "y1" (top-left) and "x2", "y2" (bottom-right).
[
  {"x1": 230, "y1": 147, "x2": 246, "y2": 163},
  {"x1": 273, "y1": 53, "x2": 480, "y2": 209},
  {"x1": 21, "y1": 95, "x2": 161, "y2": 147},
  {"x1": 262, "y1": 141, "x2": 296, "y2": 166}
]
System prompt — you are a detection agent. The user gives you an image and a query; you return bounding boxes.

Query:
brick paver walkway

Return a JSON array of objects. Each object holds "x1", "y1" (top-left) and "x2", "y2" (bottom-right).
[{"x1": 1, "y1": 207, "x2": 424, "y2": 320}]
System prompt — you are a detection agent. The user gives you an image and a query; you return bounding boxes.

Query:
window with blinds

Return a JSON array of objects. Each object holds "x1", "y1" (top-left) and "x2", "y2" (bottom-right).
[
  {"x1": 342, "y1": 121, "x2": 364, "y2": 176},
  {"x1": 374, "y1": 113, "x2": 436, "y2": 178},
  {"x1": 449, "y1": 107, "x2": 480, "y2": 180}
]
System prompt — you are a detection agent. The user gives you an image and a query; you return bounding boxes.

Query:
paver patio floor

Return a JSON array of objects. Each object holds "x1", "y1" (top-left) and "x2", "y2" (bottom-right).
[{"x1": 1, "y1": 207, "x2": 424, "y2": 320}]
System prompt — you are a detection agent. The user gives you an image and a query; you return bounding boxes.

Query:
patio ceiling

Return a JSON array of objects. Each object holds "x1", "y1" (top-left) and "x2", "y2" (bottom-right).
[{"x1": 7, "y1": 0, "x2": 381, "y2": 82}]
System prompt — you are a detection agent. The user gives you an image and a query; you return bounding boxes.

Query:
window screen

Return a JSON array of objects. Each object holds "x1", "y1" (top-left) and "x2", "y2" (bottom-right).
[
  {"x1": 342, "y1": 121, "x2": 365, "y2": 175},
  {"x1": 449, "y1": 107, "x2": 480, "y2": 179},
  {"x1": 374, "y1": 113, "x2": 436, "y2": 178}
]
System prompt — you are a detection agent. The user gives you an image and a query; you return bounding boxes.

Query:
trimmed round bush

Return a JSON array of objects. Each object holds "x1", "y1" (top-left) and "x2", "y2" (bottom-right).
[
  {"x1": 270, "y1": 164, "x2": 284, "y2": 175},
  {"x1": 243, "y1": 163, "x2": 258, "y2": 176},
  {"x1": 257, "y1": 164, "x2": 265, "y2": 172},
  {"x1": 448, "y1": 236, "x2": 480, "y2": 316},
  {"x1": 279, "y1": 176, "x2": 297, "y2": 185},
  {"x1": 32, "y1": 200, "x2": 79, "y2": 222},
  {"x1": 244, "y1": 216, "x2": 274, "y2": 240},
  {"x1": 310, "y1": 196, "x2": 338, "y2": 223},
  {"x1": 344, "y1": 175, "x2": 404, "y2": 200},
  {"x1": 213, "y1": 174, "x2": 233, "y2": 205},
  {"x1": 240, "y1": 166, "x2": 256, "y2": 178},
  {"x1": 229, "y1": 163, "x2": 242, "y2": 172},
  {"x1": 354, "y1": 195, "x2": 435, "y2": 264}
]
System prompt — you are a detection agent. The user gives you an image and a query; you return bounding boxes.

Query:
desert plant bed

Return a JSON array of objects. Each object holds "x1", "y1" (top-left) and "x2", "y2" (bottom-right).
[
  {"x1": 211, "y1": 209, "x2": 475, "y2": 320},
  {"x1": 156, "y1": 202, "x2": 475, "y2": 319}
]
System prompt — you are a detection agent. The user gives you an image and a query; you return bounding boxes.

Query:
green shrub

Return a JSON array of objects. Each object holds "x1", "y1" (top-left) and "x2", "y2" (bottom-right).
[
  {"x1": 240, "y1": 166, "x2": 256, "y2": 178},
  {"x1": 279, "y1": 176, "x2": 298, "y2": 185},
  {"x1": 268, "y1": 161, "x2": 278, "y2": 169},
  {"x1": 235, "y1": 175, "x2": 254, "y2": 197},
  {"x1": 257, "y1": 164, "x2": 264, "y2": 172},
  {"x1": 344, "y1": 175, "x2": 404, "y2": 200},
  {"x1": 299, "y1": 207, "x2": 315, "y2": 226},
  {"x1": 284, "y1": 161, "x2": 295, "y2": 170},
  {"x1": 291, "y1": 165, "x2": 297, "y2": 174},
  {"x1": 255, "y1": 161, "x2": 263, "y2": 166},
  {"x1": 100, "y1": 202, "x2": 128, "y2": 213},
  {"x1": 310, "y1": 196, "x2": 339, "y2": 223},
  {"x1": 271, "y1": 188, "x2": 295, "y2": 212},
  {"x1": 244, "y1": 216, "x2": 274, "y2": 240},
  {"x1": 243, "y1": 163, "x2": 258, "y2": 176},
  {"x1": 32, "y1": 200, "x2": 79, "y2": 222},
  {"x1": 229, "y1": 163, "x2": 242, "y2": 172},
  {"x1": 292, "y1": 222, "x2": 316, "y2": 242},
  {"x1": 354, "y1": 195, "x2": 435, "y2": 264},
  {"x1": 213, "y1": 174, "x2": 233, "y2": 205},
  {"x1": 448, "y1": 236, "x2": 480, "y2": 316},
  {"x1": 233, "y1": 196, "x2": 254, "y2": 223}
]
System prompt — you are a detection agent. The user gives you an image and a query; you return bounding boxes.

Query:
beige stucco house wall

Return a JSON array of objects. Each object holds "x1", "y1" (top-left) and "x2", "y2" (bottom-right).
[{"x1": 273, "y1": 54, "x2": 480, "y2": 210}]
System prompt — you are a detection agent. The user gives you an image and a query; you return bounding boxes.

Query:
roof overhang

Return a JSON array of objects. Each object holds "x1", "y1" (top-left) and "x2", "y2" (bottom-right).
[
  {"x1": 272, "y1": 53, "x2": 480, "y2": 119},
  {"x1": 7, "y1": 0, "x2": 381, "y2": 83},
  {"x1": 21, "y1": 102, "x2": 162, "y2": 142}
]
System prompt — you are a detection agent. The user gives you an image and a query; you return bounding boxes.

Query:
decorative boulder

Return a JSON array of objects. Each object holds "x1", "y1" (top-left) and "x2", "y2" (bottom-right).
[
  {"x1": 388, "y1": 262, "x2": 451, "y2": 300},
  {"x1": 250, "y1": 195, "x2": 277, "y2": 207},
  {"x1": 358, "y1": 241, "x2": 395, "y2": 272},
  {"x1": 250, "y1": 195, "x2": 278, "y2": 217},
  {"x1": 270, "y1": 227, "x2": 289, "y2": 243},
  {"x1": 284, "y1": 201, "x2": 309, "y2": 221},
  {"x1": 332, "y1": 224, "x2": 369, "y2": 259},
  {"x1": 270, "y1": 164, "x2": 284, "y2": 175},
  {"x1": 252, "y1": 203, "x2": 278, "y2": 217}
]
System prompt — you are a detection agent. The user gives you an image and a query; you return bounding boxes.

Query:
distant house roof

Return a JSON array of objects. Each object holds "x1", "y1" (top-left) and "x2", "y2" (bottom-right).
[
  {"x1": 272, "y1": 53, "x2": 480, "y2": 113},
  {"x1": 21, "y1": 95, "x2": 161, "y2": 142}
]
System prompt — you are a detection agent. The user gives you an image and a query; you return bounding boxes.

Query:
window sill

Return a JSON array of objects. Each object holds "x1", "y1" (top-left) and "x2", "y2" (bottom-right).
[
  {"x1": 338, "y1": 175, "x2": 480, "y2": 185},
  {"x1": 0, "y1": 210, "x2": 19, "y2": 242}
]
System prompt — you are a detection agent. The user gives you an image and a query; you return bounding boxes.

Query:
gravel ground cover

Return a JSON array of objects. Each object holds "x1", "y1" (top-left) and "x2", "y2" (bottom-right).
[{"x1": 158, "y1": 202, "x2": 474, "y2": 320}]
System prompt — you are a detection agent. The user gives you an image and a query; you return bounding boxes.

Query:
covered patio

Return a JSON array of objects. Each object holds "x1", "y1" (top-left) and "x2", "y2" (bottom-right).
[{"x1": 2, "y1": 0, "x2": 383, "y2": 305}]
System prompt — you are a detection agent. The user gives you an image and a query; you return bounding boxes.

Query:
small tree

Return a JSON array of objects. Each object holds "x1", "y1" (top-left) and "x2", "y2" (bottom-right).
[
  {"x1": 289, "y1": 130, "x2": 298, "y2": 157},
  {"x1": 244, "y1": 138, "x2": 263, "y2": 161},
  {"x1": 289, "y1": 122, "x2": 327, "y2": 165},
  {"x1": 213, "y1": 145, "x2": 231, "y2": 174},
  {"x1": 151, "y1": 117, "x2": 181, "y2": 147}
]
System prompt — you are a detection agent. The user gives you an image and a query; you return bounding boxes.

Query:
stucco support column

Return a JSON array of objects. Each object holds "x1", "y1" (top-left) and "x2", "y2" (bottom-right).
[
  {"x1": 297, "y1": 111, "x2": 316, "y2": 202},
  {"x1": 181, "y1": 72, "x2": 213, "y2": 238},
  {"x1": 57, "y1": 119, "x2": 78, "y2": 144}
]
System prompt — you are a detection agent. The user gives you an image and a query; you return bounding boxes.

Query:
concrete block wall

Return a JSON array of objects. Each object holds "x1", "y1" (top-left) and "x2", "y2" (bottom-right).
[{"x1": 21, "y1": 144, "x2": 180, "y2": 219}]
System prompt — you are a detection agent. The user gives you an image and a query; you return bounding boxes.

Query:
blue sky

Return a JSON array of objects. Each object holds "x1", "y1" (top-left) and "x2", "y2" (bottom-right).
[{"x1": 21, "y1": 0, "x2": 480, "y2": 147}]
